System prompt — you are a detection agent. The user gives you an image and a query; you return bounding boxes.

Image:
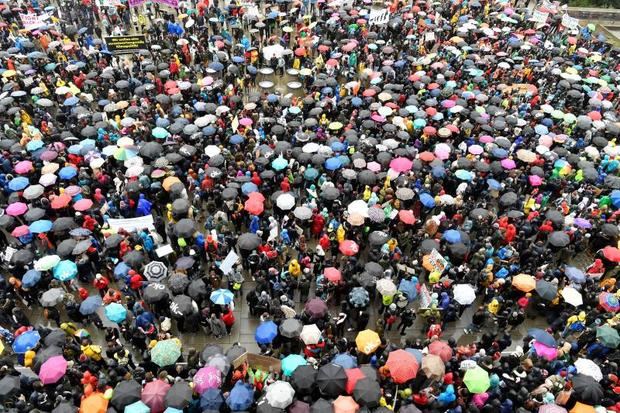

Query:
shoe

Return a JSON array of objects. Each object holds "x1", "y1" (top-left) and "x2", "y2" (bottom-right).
[{"x1": 463, "y1": 328, "x2": 471, "y2": 334}]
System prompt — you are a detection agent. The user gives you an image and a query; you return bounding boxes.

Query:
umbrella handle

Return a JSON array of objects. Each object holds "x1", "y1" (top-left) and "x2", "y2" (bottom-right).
[{"x1": 392, "y1": 385, "x2": 398, "y2": 410}]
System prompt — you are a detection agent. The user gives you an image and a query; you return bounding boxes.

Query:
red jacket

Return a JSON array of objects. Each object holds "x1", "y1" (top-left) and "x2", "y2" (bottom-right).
[{"x1": 222, "y1": 311, "x2": 235, "y2": 327}]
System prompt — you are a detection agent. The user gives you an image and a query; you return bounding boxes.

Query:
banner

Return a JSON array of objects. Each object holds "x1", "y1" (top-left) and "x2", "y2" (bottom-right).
[
  {"x1": 96, "y1": 0, "x2": 122, "y2": 7},
  {"x1": 104, "y1": 35, "x2": 148, "y2": 53},
  {"x1": 155, "y1": 0, "x2": 179, "y2": 7},
  {"x1": 561, "y1": 14, "x2": 579, "y2": 29},
  {"x1": 107, "y1": 215, "x2": 154, "y2": 232},
  {"x1": 419, "y1": 284, "x2": 431, "y2": 309},
  {"x1": 368, "y1": 8, "x2": 390, "y2": 25},
  {"x1": 531, "y1": 10, "x2": 549, "y2": 24},
  {"x1": 128, "y1": 0, "x2": 145, "y2": 6},
  {"x1": 19, "y1": 13, "x2": 49, "y2": 30}
]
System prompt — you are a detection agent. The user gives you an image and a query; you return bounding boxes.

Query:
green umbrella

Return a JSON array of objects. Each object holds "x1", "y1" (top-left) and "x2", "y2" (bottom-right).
[
  {"x1": 596, "y1": 325, "x2": 620, "y2": 348},
  {"x1": 34, "y1": 255, "x2": 61, "y2": 271},
  {"x1": 464, "y1": 367, "x2": 490, "y2": 394},
  {"x1": 151, "y1": 339, "x2": 181, "y2": 367}
]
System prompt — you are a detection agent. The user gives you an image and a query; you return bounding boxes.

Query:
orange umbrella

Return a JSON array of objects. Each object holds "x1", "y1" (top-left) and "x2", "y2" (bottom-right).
[
  {"x1": 80, "y1": 393, "x2": 108, "y2": 413},
  {"x1": 428, "y1": 341, "x2": 453, "y2": 362},
  {"x1": 162, "y1": 176, "x2": 182, "y2": 191},
  {"x1": 602, "y1": 246, "x2": 620, "y2": 263},
  {"x1": 385, "y1": 349, "x2": 418, "y2": 383},
  {"x1": 333, "y1": 395, "x2": 359, "y2": 413},
  {"x1": 570, "y1": 402, "x2": 595, "y2": 413},
  {"x1": 512, "y1": 274, "x2": 536, "y2": 292},
  {"x1": 51, "y1": 193, "x2": 72, "y2": 209}
]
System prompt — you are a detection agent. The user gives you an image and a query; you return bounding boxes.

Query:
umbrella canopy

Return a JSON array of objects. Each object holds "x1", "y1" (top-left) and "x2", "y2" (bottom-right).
[
  {"x1": 227, "y1": 381, "x2": 254, "y2": 411},
  {"x1": 165, "y1": 381, "x2": 193, "y2": 409},
  {"x1": 144, "y1": 261, "x2": 168, "y2": 282},
  {"x1": 281, "y1": 354, "x2": 307, "y2": 376},
  {"x1": 279, "y1": 318, "x2": 303, "y2": 338},
  {"x1": 300, "y1": 324, "x2": 322, "y2": 345},
  {"x1": 420, "y1": 354, "x2": 445, "y2": 381},
  {"x1": 151, "y1": 339, "x2": 181, "y2": 367},
  {"x1": 265, "y1": 381, "x2": 295, "y2": 409},
  {"x1": 353, "y1": 378, "x2": 381, "y2": 407},
  {"x1": 333, "y1": 396, "x2": 359, "y2": 413},
  {"x1": 386, "y1": 350, "x2": 419, "y2": 383},
  {"x1": 111, "y1": 380, "x2": 142, "y2": 411},
  {"x1": 464, "y1": 367, "x2": 490, "y2": 394},
  {"x1": 428, "y1": 341, "x2": 453, "y2": 362},
  {"x1": 291, "y1": 364, "x2": 317, "y2": 395},
  {"x1": 305, "y1": 298, "x2": 328, "y2": 318},
  {"x1": 317, "y1": 363, "x2": 347, "y2": 397},
  {"x1": 571, "y1": 374, "x2": 604, "y2": 405},
  {"x1": 255, "y1": 320, "x2": 278, "y2": 344},
  {"x1": 356, "y1": 329, "x2": 381, "y2": 355},
  {"x1": 142, "y1": 380, "x2": 171, "y2": 413},
  {"x1": 38, "y1": 355, "x2": 67, "y2": 384}
]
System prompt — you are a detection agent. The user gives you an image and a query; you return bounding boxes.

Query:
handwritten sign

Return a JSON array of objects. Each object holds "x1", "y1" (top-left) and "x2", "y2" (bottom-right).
[
  {"x1": 419, "y1": 284, "x2": 431, "y2": 309},
  {"x1": 368, "y1": 8, "x2": 390, "y2": 25},
  {"x1": 561, "y1": 14, "x2": 579, "y2": 29},
  {"x1": 19, "y1": 13, "x2": 49, "y2": 30},
  {"x1": 107, "y1": 215, "x2": 154, "y2": 232},
  {"x1": 531, "y1": 10, "x2": 549, "y2": 24}
]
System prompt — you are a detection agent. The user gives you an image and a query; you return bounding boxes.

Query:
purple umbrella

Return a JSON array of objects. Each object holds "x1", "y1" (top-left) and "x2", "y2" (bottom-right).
[
  {"x1": 193, "y1": 366, "x2": 222, "y2": 394},
  {"x1": 573, "y1": 218, "x2": 592, "y2": 229}
]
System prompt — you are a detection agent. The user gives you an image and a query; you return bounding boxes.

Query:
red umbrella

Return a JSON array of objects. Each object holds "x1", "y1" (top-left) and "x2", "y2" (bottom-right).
[
  {"x1": 295, "y1": 47, "x2": 306, "y2": 56},
  {"x1": 602, "y1": 246, "x2": 620, "y2": 263},
  {"x1": 326, "y1": 59, "x2": 339, "y2": 67},
  {"x1": 398, "y1": 210, "x2": 416, "y2": 225},
  {"x1": 244, "y1": 198, "x2": 264, "y2": 215},
  {"x1": 362, "y1": 89, "x2": 376, "y2": 97},
  {"x1": 419, "y1": 151, "x2": 435, "y2": 161},
  {"x1": 73, "y1": 199, "x2": 93, "y2": 211},
  {"x1": 345, "y1": 368, "x2": 366, "y2": 394},
  {"x1": 142, "y1": 379, "x2": 171, "y2": 413},
  {"x1": 428, "y1": 341, "x2": 453, "y2": 362},
  {"x1": 385, "y1": 350, "x2": 418, "y2": 383},
  {"x1": 51, "y1": 194, "x2": 72, "y2": 209},
  {"x1": 339, "y1": 240, "x2": 359, "y2": 256},
  {"x1": 324, "y1": 267, "x2": 342, "y2": 283},
  {"x1": 304, "y1": 298, "x2": 328, "y2": 318}
]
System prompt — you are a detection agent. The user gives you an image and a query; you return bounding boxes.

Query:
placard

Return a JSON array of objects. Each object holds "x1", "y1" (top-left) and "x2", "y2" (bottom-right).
[
  {"x1": 368, "y1": 8, "x2": 390, "y2": 25},
  {"x1": 531, "y1": 10, "x2": 549, "y2": 24},
  {"x1": 107, "y1": 215, "x2": 154, "y2": 232},
  {"x1": 419, "y1": 284, "x2": 431, "y2": 309},
  {"x1": 219, "y1": 250, "x2": 239, "y2": 275},
  {"x1": 19, "y1": 13, "x2": 49, "y2": 30},
  {"x1": 156, "y1": 244, "x2": 175, "y2": 257},
  {"x1": 561, "y1": 14, "x2": 579, "y2": 29},
  {"x1": 105, "y1": 35, "x2": 148, "y2": 53},
  {"x1": 232, "y1": 352, "x2": 282, "y2": 373}
]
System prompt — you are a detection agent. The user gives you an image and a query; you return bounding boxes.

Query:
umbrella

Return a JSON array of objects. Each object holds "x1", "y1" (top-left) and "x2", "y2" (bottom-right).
[
  {"x1": 174, "y1": 219, "x2": 196, "y2": 237},
  {"x1": 143, "y1": 283, "x2": 169, "y2": 303},
  {"x1": 225, "y1": 344, "x2": 246, "y2": 362},
  {"x1": 210, "y1": 288, "x2": 234, "y2": 305},
  {"x1": 356, "y1": 329, "x2": 381, "y2": 355},
  {"x1": 200, "y1": 389, "x2": 224, "y2": 411},
  {"x1": 317, "y1": 363, "x2": 347, "y2": 397},
  {"x1": 227, "y1": 381, "x2": 254, "y2": 411},
  {"x1": 305, "y1": 298, "x2": 328, "y2": 318},
  {"x1": 201, "y1": 344, "x2": 224, "y2": 362},
  {"x1": 548, "y1": 231, "x2": 570, "y2": 247},
  {"x1": 53, "y1": 260, "x2": 78, "y2": 281},
  {"x1": 165, "y1": 381, "x2": 193, "y2": 409},
  {"x1": 561, "y1": 287, "x2": 583, "y2": 307},
  {"x1": 311, "y1": 399, "x2": 333, "y2": 413},
  {"x1": 104, "y1": 303, "x2": 127, "y2": 323},
  {"x1": 300, "y1": 324, "x2": 322, "y2": 345},
  {"x1": 333, "y1": 396, "x2": 359, "y2": 413},
  {"x1": 571, "y1": 374, "x2": 603, "y2": 405},
  {"x1": 170, "y1": 295, "x2": 194, "y2": 317},
  {"x1": 574, "y1": 358, "x2": 603, "y2": 382},
  {"x1": 40, "y1": 288, "x2": 64, "y2": 306},
  {"x1": 420, "y1": 354, "x2": 445, "y2": 381},
  {"x1": 376, "y1": 279, "x2": 397, "y2": 296},
  {"x1": 353, "y1": 378, "x2": 381, "y2": 407},
  {"x1": 386, "y1": 350, "x2": 418, "y2": 383},
  {"x1": 291, "y1": 365, "x2": 317, "y2": 394},
  {"x1": 596, "y1": 325, "x2": 620, "y2": 348},
  {"x1": 142, "y1": 380, "x2": 171, "y2": 413},
  {"x1": 256, "y1": 321, "x2": 278, "y2": 344},
  {"x1": 349, "y1": 287, "x2": 370, "y2": 308},
  {"x1": 111, "y1": 380, "x2": 142, "y2": 411},
  {"x1": 39, "y1": 355, "x2": 67, "y2": 384},
  {"x1": 428, "y1": 341, "x2": 453, "y2": 362},
  {"x1": 237, "y1": 233, "x2": 261, "y2": 250},
  {"x1": 512, "y1": 274, "x2": 536, "y2": 292},
  {"x1": 80, "y1": 393, "x2": 108, "y2": 413},
  {"x1": 265, "y1": 381, "x2": 295, "y2": 409},
  {"x1": 144, "y1": 261, "x2": 168, "y2": 282},
  {"x1": 12, "y1": 330, "x2": 40, "y2": 353},
  {"x1": 599, "y1": 292, "x2": 620, "y2": 312},
  {"x1": 79, "y1": 295, "x2": 103, "y2": 315},
  {"x1": 151, "y1": 339, "x2": 181, "y2": 367},
  {"x1": 528, "y1": 328, "x2": 557, "y2": 347},
  {"x1": 333, "y1": 353, "x2": 357, "y2": 369},
  {"x1": 281, "y1": 354, "x2": 307, "y2": 376},
  {"x1": 536, "y1": 280, "x2": 558, "y2": 301},
  {"x1": 453, "y1": 284, "x2": 476, "y2": 305},
  {"x1": 279, "y1": 318, "x2": 303, "y2": 338},
  {"x1": 125, "y1": 401, "x2": 151, "y2": 413},
  {"x1": 464, "y1": 366, "x2": 490, "y2": 394},
  {"x1": 565, "y1": 266, "x2": 586, "y2": 284}
]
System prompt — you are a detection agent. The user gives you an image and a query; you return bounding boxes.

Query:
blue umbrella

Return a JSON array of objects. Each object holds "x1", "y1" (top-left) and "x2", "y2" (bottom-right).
[
  {"x1": 209, "y1": 62, "x2": 224, "y2": 71},
  {"x1": 79, "y1": 295, "x2": 103, "y2": 315},
  {"x1": 69, "y1": 228, "x2": 92, "y2": 237},
  {"x1": 26, "y1": 140, "x2": 44, "y2": 151},
  {"x1": 271, "y1": 157, "x2": 288, "y2": 171},
  {"x1": 419, "y1": 193, "x2": 435, "y2": 208},
  {"x1": 565, "y1": 266, "x2": 586, "y2": 284},
  {"x1": 200, "y1": 389, "x2": 224, "y2": 411},
  {"x1": 431, "y1": 166, "x2": 445, "y2": 178},
  {"x1": 338, "y1": 155, "x2": 350, "y2": 166},
  {"x1": 164, "y1": 408, "x2": 183, "y2": 413},
  {"x1": 610, "y1": 190, "x2": 620, "y2": 208},
  {"x1": 398, "y1": 279, "x2": 418, "y2": 301},
  {"x1": 210, "y1": 289, "x2": 234, "y2": 305},
  {"x1": 455, "y1": 169, "x2": 473, "y2": 181},
  {"x1": 114, "y1": 262, "x2": 130, "y2": 279},
  {"x1": 534, "y1": 124, "x2": 548, "y2": 135},
  {"x1": 487, "y1": 179, "x2": 502, "y2": 190},
  {"x1": 491, "y1": 148, "x2": 508, "y2": 159},
  {"x1": 68, "y1": 145, "x2": 83, "y2": 155},
  {"x1": 232, "y1": 56, "x2": 245, "y2": 63},
  {"x1": 22, "y1": 269, "x2": 41, "y2": 288},
  {"x1": 404, "y1": 348, "x2": 423, "y2": 363},
  {"x1": 351, "y1": 97, "x2": 362, "y2": 107},
  {"x1": 443, "y1": 229, "x2": 461, "y2": 244},
  {"x1": 29, "y1": 220, "x2": 53, "y2": 234},
  {"x1": 105, "y1": 303, "x2": 127, "y2": 323},
  {"x1": 241, "y1": 182, "x2": 258, "y2": 195},
  {"x1": 325, "y1": 157, "x2": 342, "y2": 171},
  {"x1": 63, "y1": 96, "x2": 79, "y2": 106},
  {"x1": 12, "y1": 330, "x2": 40, "y2": 353},
  {"x1": 247, "y1": 65, "x2": 257, "y2": 74},
  {"x1": 230, "y1": 134, "x2": 244, "y2": 145},
  {"x1": 267, "y1": 94, "x2": 278, "y2": 103},
  {"x1": 8, "y1": 176, "x2": 29, "y2": 191},
  {"x1": 203, "y1": 126, "x2": 216, "y2": 136},
  {"x1": 227, "y1": 381, "x2": 254, "y2": 411},
  {"x1": 281, "y1": 354, "x2": 307, "y2": 376},
  {"x1": 331, "y1": 141, "x2": 345, "y2": 152},
  {"x1": 53, "y1": 260, "x2": 78, "y2": 281},
  {"x1": 527, "y1": 328, "x2": 557, "y2": 347},
  {"x1": 156, "y1": 118, "x2": 170, "y2": 128},
  {"x1": 332, "y1": 353, "x2": 357, "y2": 369},
  {"x1": 125, "y1": 401, "x2": 150, "y2": 413},
  {"x1": 58, "y1": 166, "x2": 77, "y2": 180},
  {"x1": 255, "y1": 320, "x2": 278, "y2": 344}
]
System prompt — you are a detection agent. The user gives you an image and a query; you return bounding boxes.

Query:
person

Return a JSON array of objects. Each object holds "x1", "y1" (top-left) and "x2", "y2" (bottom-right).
[{"x1": 398, "y1": 308, "x2": 416, "y2": 336}]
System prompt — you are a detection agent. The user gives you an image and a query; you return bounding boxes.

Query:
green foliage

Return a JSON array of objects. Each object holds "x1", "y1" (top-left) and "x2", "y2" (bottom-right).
[{"x1": 568, "y1": 0, "x2": 620, "y2": 7}]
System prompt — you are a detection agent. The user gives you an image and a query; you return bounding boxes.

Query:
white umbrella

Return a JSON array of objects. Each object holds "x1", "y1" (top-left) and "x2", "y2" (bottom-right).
[
  {"x1": 561, "y1": 287, "x2": 583, "y2": 307},
  {"x1": 376, "y1": 278, "x2": 397, "y2": 296},
  {"x1": 302, "y1": 142, "x2": 320, "y2": 153},
  {"x1": 348, "y1": 200, "x2": 369, "y2": 218},
  {"x1": 125, "y1": 165, "x2": 144, "y2": 178},
  {"x1": 453, "y1": 284, "x2": 476, "y2": 305},
  {"x1": 276, "y1": 193, "x2": 296, "y2": 210},
  {"x1": 293, "y1": 206, "x2": 312, "y2": 220},
  {"x1": 299, "y1": 324, "x2": 322, "y2": 345},
  {"x1": 574, "y1": 358, "x2": 603, "y2": 382},
  {"x1": 204, "y1": 145, "x2": 221, "y2": 157},
  {"x1": 265, "y1": 381, "x2": 295, "y2": 409}
]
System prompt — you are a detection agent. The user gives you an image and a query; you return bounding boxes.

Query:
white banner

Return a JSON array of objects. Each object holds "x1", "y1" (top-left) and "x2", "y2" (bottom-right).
[
  {"x1": 96, "y1": 0, "x2": 122, "y2": 7},
  {"x1": 561, "y1": 14, "x2": 579, "y2": 29},
  {"x1": 219, "y1": 250, "x2": 239, "y2": 275},
  {"x1": 108, "y1": 215, "x2": 155, "y2": 232},
  {"x1": 531, "y1": 10, "x2": 549, "y2": 24},
  {"x1": 368, "y1": 8, "x2": 390, "y2": 25},
  {"x1": 19, "y1": 13, "x2": 49, "y2": 30}
]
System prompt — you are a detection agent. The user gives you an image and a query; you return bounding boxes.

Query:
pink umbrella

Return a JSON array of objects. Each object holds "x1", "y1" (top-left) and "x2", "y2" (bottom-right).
[
  {"x1": 142, "y1": 380, "x2": 171, "y2": 413},
  {"x1": 326, "y1": 59, "x2": 339, "y2": 67},
  {"x1": 371, "y1": 114, "x2": 385, "y2": 123},
  {"x1": 11, "y1": 225, "x2": 30, "y2": 237},
  {"x1": 64, "y1": 185, "x2": 82, "y2": 196},
  {"x1": 479, "y1": 135, "x2": 494, "y2": 144},
  {"x1": 239, "y1": 118, "x2": 253, "y2": 126},
  {"x1": 434, "y1": 148, "x2": 450, "y2": 160},
  {"x1": 532, "y1": 341, "x2": 557, "y2": 361},
  {"x1": 74, "y1": 199, "x2": 94, "y2": 211},
  {"x1": 441, "y1": 99, "x2": 456, "y2": 108},
  {"x1": 539, "y1": 135, "x2": 553, "y2": 147},
  {"x1": 389, "y1": 157, "x2": 414, "y2": 173},
  {"x1": 39, "y1": 355, "x2": 67, "y2": 384},
  {"x1": 193, "y1": 366, "x2": 222, "y2": 394},
  {"x1": 324, "y1": 267, "x2": 343, "y2": 283},
  {"x1": 367, "y1": 162, "x2": 381, "y2": 172},
  {"x1": 529, "y1": 175, "x2": 543, "y2": 186},
  {"x1": 339, "y1": 240, "x2": 359, "y2": 256},
  {"x1": 14, "y1": 160, "x2": 33, "y2": 174},
  {"x1": 501, "y1": 159, "x2": 516, "y2": 170},
  {"x1": 538, "y1": 405, "x2": 567, "y2": 413},
  {"x1": 6, "y1": 202, "x2": 28, "y2": 216},
  {"x1": 342, "y1": 42, "x2": 357, "y2": 52},
  {"x1": 468, "y1": 145, "x2": 484, "y2": 155}
]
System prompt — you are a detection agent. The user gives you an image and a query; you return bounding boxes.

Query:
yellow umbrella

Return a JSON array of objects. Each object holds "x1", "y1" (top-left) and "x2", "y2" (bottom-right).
[
  {"x1": 512, "y1": 274, "x2": 536, "y2": 292},
  {"x1": 2, "y1": 70, "x2": 16, "y2": 78},
  {"x1": 355, "y1": 329, "x2": 381, "y2": 355},
  {"x1": 0, "y1": 340, "x2": 4, "y2": 355},
  {"x1": 162, "y1": 176, "x2": 182, "y2": 191},
  {"x1": 328, "y1": 122, "x2": 343, "y2": 130}
]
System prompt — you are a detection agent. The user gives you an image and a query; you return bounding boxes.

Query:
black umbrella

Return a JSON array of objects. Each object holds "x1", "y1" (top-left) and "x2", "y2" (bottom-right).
[
  {"x1": 139, "y1": 142, "x2": 164, "y2": 158},
  {"x1": 310, "y1": 398, "x2": 333, "y2": 413},
  {"x1": 0, "y1": 375, "x2": 20, "y2": 402},
  {"x1": 499, "y1": 192, "x2": 518, "y2": 206},
  {"x1": 292, "y1": 365, "x2": 317, "y2": 395},
  {"x1": 174, "y1": 218, "x2": 196, "y2": 238},
  {"x1": 33, "y1": 346, "x2": 63, "y2": 372},
  {"x1": 169, "y1": 273, "x2": 191, "y2": 295},
  {"x1": 170, "y1": 295, "x2": 194, "y2": 318},
  {"x1": 24, "y1": 207, "x2": 45, "y2": 222},
  {"x1": 317, "y1": 363, "x2": 347, "y2": 397},
  {"x1": 165, "y1": 381, "x2": 193, "y2": 409},
  {"x1": 225, "y1": 344, "x2": 247, "y2": 362},
  {"x1": 535, "y1": 280, "x2": 557, "y2": 301},
  {"x1": 72, "y1": 239, "x2": 92, "y2": 255},
  {"x1": 279, "y1": 318, "x2": 303, "y2": 338},
  {"x1": 43, "y1": 329, "x2": 67, "y2": 347},
  {"x1": 175, "y1": 256, "x2": 196, "y2": 270},
  {"x1": 56, "y1": 239, "x2": 77, "y2": 257},
  {"x1": 368, "y1": 231, "x2": 389, "y2": 246},
  {"x1": 321, "y1": 187, "x2": 341, "y2": 200},
  {"x1": 601, "y1": 223, "x2": 619, "y2": 238},
  {"x1": 11, "y1": 249, "x2": 34, "y2": 265},
  {"x1": 469, "y1": 208, "x2": 490, "y2": 219},
  {"x1": 571, "y1": 374, "x2": 603, "y2": 405},
  {"x1": 123, "y1": 250, "x2": 145, "y2": 268},
  {"x1": 545, "y1": 210, "x2": 564, "y2": 227},
  {"x1": 548, "y1": 231, "x2": 570, "y2": 247},
  {"x1": 188, "y1": 278, "x2": 208, "y2": 301},
  {"x1": 356, "y1": 272, "x2": 375, "y2": 287},
  {"x1": 202, "y1": 344, "x2": 224, "y2": 362},
  {"x1": 257, "y1": 397, "x2": 285, "y2": 413},
  {"x1": 358, "y1": 170, "x2": 377, "y2": 185},
  {"x1": 353, "y1": 378, "x2": 381, "y2": 407},
  {"x1": 143, "y1": 283, "x2": 170, "y2": 303},
  {"x1": 364, "y1": 262, "x2": 383, "y2": 277},
  {"x1": 237, "y1": 233, "x2": 261, "y2": 250},
  {"x1": 172, "y1": 199, "x2": 190, "y2": 215},
  {"x1": 420, "y1": 239, "x2": 440, "y2": 254},
  {"x1": 105, "y1": 233, "x2": 124, "y2": 248},
  {"x1": 111, "y1": 380, "x2": 142, "y2": 411},
  {"x1": 52, "y1": 402, "x2": 77, "y2": 413}
]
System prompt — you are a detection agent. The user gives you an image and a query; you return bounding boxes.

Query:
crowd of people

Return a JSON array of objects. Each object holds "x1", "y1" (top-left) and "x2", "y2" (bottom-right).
[{"x1": 0, "y1": 0, "x2": 618, "y2": 411}]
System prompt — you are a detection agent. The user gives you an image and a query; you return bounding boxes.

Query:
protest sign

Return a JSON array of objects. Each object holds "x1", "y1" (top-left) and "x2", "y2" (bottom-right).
[
  {"x1": 368, "y1": 8, "x2": 390, "y2": 25},
  {"x1": 19, "y1": 13, "x2": 48, "y2": 30},
  {"x1": 107, "y1": 215, "x2": 154, "y2": 232},
  {"x1": 561, "y1": 14, "x2": 579, "y2": 29},
  {"x1": 105, "y1": 35, "x2": 148, "y2": 53}
]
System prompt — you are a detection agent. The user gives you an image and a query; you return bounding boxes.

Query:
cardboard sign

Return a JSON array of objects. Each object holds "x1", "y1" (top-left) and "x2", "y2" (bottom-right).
[
  {"x1": 423, "y1": 249, "x2": 448, "y2": 273},
  {"x1": 156, "y1": 244, "x2": 175, "y2": 257},
  {"x1": 107, "y1": 215, "x2": 154, "y2": 232},
  {"x1": 2, "y1": 246, "x2": 17, "y2": 263},
  {"x1": 531, "y1": 10, "x2": 549, "y2": 24},
  {"x1": 19, "y1": 13, "x2": 48, "y2": 30},
  {"x1": 219, "y1": 250, "x2": 239, "y2": 275},
  {"x1": 561, "y1": 14, "x2": 579, "y2": 29},
  {"x1": 233, "y1": 352, "x2": 282, "y2": 373},
  {"x1": 368, "y1": 8, "x2": 390, "y2": 25},
  {"x1": 105, "y1": 35, "x2": 148, "y2": 53}
]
